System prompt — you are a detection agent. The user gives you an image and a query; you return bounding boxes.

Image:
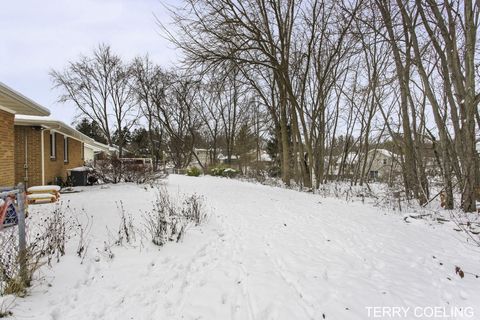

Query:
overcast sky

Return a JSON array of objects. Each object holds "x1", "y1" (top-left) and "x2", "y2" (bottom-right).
[{"x1": 0, "y1": 0, "x2": 179, "y2": 125}]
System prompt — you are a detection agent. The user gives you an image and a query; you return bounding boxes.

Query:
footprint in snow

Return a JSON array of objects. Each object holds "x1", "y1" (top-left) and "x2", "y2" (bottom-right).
[
  {"x1": 221, "y1": 293, "x2": 228, "y2": 304},
  {"x1": 459, "y1": 290, "x2": 469, "y2": 300}
]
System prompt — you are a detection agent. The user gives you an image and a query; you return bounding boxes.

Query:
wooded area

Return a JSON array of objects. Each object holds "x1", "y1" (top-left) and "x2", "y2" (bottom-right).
[{"x1": 51, "y1": 0, "x2": 480, "y2": 212}]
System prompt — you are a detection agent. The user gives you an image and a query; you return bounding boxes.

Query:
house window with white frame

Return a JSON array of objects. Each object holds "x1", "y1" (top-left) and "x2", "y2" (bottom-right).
[
  {"x1": 64, "y1": 136, "x2": 69, "y2": 163},
  {"x1": 50, "y1": 131, "x2": 56, "y2": 159}
]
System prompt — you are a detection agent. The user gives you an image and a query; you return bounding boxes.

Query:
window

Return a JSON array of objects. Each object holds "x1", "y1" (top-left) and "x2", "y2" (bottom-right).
[
  {"x1": 49, "y1": 131, "x2": 56, "y2": 159},
  {"x1": 383, "y1": 159, "x2": 387, "y2": 165},
  {"x1": 81, "y1": 142, "x2": 84, "y2": 160},
  {"x1": 64, "y1": 136, "x2": 69, "y2": 163},
  {"x1": 369, "y1": 170, "x2": 379, "y2": 180}
]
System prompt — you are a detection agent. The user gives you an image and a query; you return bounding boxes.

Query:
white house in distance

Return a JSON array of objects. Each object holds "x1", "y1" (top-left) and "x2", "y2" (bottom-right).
[
  {"x1": 83, "y1": 140, "x2": 118, "y2": 163},
  {"x1": 327, "y1": 149, "x2": 400, "y2": 181},
  {"x1": 366, "y1": 149, "x2": 400, "y2": 181}
]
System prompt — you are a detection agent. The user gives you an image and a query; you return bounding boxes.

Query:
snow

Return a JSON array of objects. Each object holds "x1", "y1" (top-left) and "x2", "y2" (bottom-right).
[
  {"x1": 14, "y1": 115, "x2": 55, "y2": 121},
  {"x1": 26, "y1": 193, "x2": 56, "y2": 200},
  {"x1": 27, "y1": 185, "x2": 61, "y2": 193},
  {"x1": 260, "y1": 152, "x2": 272, "y2": 162},
  {"x1": 67, "y1": 166, "x2": 93, "y2": 172},
  {"x1": 4, "y1": 175, "x2": 480, "y2": 319}
]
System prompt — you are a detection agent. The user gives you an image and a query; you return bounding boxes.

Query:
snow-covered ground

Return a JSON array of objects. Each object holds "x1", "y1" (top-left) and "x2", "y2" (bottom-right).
[{"x1": 6, "y1": 175, "x2": 480, "y2": 319}]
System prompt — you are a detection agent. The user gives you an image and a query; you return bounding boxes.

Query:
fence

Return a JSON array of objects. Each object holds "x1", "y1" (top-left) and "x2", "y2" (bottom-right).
[{"x1": 0, "y1": 184, "x2": 28, "y2": 290}]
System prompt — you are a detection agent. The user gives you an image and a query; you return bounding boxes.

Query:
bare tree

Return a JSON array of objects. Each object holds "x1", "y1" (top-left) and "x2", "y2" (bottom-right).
[{"x1": 51, "y1": 44, "x2": 137, "y2": 156}]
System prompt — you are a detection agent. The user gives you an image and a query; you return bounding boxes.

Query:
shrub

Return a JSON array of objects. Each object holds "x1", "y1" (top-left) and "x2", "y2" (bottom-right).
[
  {"x1": 143, "y1": 187, "x2": 177, "y2": 246},
  {"x1": 94, "y1": 156, "x2": 155, "y2": 184},
  {"x1": 95, "y1": 155, "x2": 123, "y2": 184},
  {"x1": 143, "y1": 187, "x2": 207, "y2": 246},
  {"x1": 210, "y1": 165, "x2": 238, "y2": 178},
  {"x1": 210, "y1": 166, "x2": 225, "y2": 176},
  {"x1": 182, "y1": 194, "x2": 206, "y2": 226},
  {"x1": 122, "y1": 163, "x2": 153, "y2": 184},
  {"x1": 267, "y1": 166, "x2": 281, "y2": 178},
  {"x1": 113, "y1": 202, "x2": 136, "y2": 246},
  {"x1": 222, "y1": 168, "x2": 239, "y2": 178},
  {"x1": 186, "y1": 167, "x2": 201, "y2": 177}
]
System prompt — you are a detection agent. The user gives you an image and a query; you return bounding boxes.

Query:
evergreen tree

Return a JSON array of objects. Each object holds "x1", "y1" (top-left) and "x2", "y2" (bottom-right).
[{"x1": 76, "y1": 118, "x2": 107, "y2": 144}]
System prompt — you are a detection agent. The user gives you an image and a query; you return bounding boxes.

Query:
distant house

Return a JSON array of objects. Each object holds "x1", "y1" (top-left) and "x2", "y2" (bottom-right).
[
  {"x1": 187, "y1": 148, "x2": 271, "y2": 170},
  {"x1": 326, "y1": 149, "x2": 399, "y2": 182},
  {"x1": 193, "y1": 148, "x2": 210, "y2": 168},
  {"x1": 217, "y1": 153, "x2": 239, "y2": 165},
  {"x1": 365, "y1": 149, "x2": 400, "y2": 181},
  {"x1": 84, "y1": 140, "x2": 118, "y2": 163}
]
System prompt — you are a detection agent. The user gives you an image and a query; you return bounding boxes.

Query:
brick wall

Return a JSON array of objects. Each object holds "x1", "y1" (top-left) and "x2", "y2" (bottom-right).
[
  {"x1": 14, "y1": 126, "x2": 42, "y2": 187},
  {"x1": 13, "y1": 127, "x2": 85, "y2": 187},
  {"x1": 0, "y1": 109, "x2": 15, "y2": 187},
  {"x1": 43, "y1": 130, "x2": 84, "y2": 185}
]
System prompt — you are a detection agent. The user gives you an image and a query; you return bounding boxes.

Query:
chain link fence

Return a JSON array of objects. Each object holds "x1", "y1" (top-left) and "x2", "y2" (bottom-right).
[
  {"x1": 0, "y1": 185, "x2": 27, "y2": 295},
  {"x1": 0, "y1": 227, "x2": 20, "y2": 295}
]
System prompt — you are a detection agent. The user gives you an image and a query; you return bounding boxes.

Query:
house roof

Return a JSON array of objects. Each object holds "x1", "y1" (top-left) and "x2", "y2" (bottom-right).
[
  {"x1": 84, "y1": 140, "x2": 118, "y2": 153},
  {"x1": 14, "y1": 115, "x2": 96, "y2": 144},
  {"x1": 0, "y1": 82, "x2": 50, "y2": 116},
  {"x1": 368, "y1": 149, "x2": 396, "y2": 158}
]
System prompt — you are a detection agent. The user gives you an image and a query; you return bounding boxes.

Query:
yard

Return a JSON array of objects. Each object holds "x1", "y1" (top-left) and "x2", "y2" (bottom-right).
[{"x1": 4, "y1": 175, "x2": 480, "y2": 319}]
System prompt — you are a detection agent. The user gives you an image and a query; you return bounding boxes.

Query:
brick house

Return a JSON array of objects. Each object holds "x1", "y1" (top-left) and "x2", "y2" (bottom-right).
[
  {"x1": 1, "y1": 82, "x2": 98, "y2": 188},
  {"x1": 14, "y1": 116, "x2": 96, "y2": 186},
  {"x1": 0, "y1": 82, "x2": 50, "y2": 187}
]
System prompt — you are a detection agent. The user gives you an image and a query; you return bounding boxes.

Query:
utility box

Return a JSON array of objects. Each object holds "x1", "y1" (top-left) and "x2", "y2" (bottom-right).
[{"x1": 68, "y1": 167, "x2": 91, "y2": 186}]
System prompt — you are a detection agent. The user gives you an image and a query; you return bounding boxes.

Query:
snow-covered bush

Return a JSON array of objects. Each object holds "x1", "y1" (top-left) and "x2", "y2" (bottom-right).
[
  {"x1": 143, "y1": 187, "x2": 207, "y2": 246},
  {"x1": 113, "y1": 202, "x2": 136, "y2": 246},
  {"x1": 222, "y1": 168, "x2": 238, "y2": 178},
  {"x1": 182, "y1": 194, "x2": 206, "y2": 226},
  {"x1": 210, "y1": 166, "x2": 225, "y2": 176},
  {"x1": 210, "y1": 165, "x2": 238, "y2": 178},
  {"x1": 143, "y1": 187, "x2": 178, "y2": 246},
  {"x1": 186, "y1": 167, "x2": 201, "y2": 177}
]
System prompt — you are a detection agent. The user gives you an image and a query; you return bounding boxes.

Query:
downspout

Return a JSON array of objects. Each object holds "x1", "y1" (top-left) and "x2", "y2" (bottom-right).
[
  {"x1": 24, "y1": 133, "x2": 28, "y2": 185},
  {"x1": 41, "y1": 128, "x2": 45, "y2": 185}
]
